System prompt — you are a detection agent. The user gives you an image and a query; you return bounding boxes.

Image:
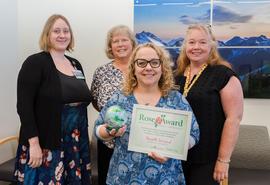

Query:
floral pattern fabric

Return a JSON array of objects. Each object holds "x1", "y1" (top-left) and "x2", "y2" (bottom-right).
[
  {"x1": 14, "y1": 104, "x2": 91, "y2": 185},
  {"x1": 95, "y1": 90, "x2": 200, "y2": 185},
  {"x1": 91, "y1": 61, "x2": 123, "y2": 148},
  {"x1": 91, "y1": 62, "x2": 123, "y2": 111}
]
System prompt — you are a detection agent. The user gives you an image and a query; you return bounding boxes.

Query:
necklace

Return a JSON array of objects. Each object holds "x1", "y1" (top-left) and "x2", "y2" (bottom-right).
[
  {"x1": 183, "y1": 63, "x2": 208, "y2": 97},
  {"x1": 134, "y1": 90, "x2": 161, "y2": 106}
]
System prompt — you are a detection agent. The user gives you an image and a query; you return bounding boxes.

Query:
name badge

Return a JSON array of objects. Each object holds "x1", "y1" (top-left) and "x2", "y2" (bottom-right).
[{"x1": 72, "y1": 69, "x2": 85, "y2": 79}]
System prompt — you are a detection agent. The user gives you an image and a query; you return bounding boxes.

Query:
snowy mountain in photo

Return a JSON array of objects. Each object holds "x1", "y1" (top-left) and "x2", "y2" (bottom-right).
[
  {"x1": 226, "y1": 35, "x2": 270, "y2": 46},
  {"x1": 136, "y1": 31, "x2": 270, "y2": 47},
  {"x1": 135, "y1": 31, "x2": 168, "y2": 46}
]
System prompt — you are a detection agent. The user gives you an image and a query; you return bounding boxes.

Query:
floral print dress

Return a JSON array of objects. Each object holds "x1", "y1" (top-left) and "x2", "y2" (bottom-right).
[{"x1": 14, "y1": 104, "x2": 91, "y2": 185}]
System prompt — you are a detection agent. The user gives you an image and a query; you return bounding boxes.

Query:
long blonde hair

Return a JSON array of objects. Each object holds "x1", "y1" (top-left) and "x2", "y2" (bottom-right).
[
  {"x1": 176, "y1": 24, "x2": 231, "y2": 75},
  {"x1": 122, "y1": 43, "x2": 177, "y2": 96}
]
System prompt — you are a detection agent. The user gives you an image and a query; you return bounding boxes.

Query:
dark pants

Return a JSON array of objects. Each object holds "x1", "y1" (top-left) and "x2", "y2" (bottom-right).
[
  {"x1": 97, "y1": 140, "x2": 113, "y2": 185},
  {"x1": 182, "y1": 161, "x2": 219, "y2": 185}
]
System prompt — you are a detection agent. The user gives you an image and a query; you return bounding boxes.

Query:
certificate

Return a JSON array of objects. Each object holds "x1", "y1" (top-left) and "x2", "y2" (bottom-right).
[{"x1": 128, "y1": 104, "x2": 192, "y2": 160}]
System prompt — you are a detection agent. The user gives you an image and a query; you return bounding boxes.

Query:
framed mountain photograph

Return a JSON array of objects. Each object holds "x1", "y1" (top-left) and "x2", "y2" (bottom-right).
[{"x1": 134, "y1": 0, "x2": 270, "y2": 98}]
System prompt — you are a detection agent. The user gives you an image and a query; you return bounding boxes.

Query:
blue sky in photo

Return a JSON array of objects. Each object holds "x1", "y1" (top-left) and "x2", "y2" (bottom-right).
[
  {"x1": 134, "y1": 0, "x2": 207, "y2": 5},
  {"x1": 212, "y1": 0, "x2": 270, "y2": 41},
  {"x1": 134, "y1": 0, "x2": 270, "y2": 41},
  {"x1": 134, "y1": 1, "x2": 211, "y2": 40}
]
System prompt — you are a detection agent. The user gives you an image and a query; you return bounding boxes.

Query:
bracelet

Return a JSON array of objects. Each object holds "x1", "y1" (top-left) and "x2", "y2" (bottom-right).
[{"x1": 217, "y1": 158, "x2": 230, "y2": 164}]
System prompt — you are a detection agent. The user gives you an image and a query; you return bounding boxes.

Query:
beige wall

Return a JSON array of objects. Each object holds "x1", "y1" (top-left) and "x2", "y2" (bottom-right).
[
  {"x1": 0, "y1": 0, "x2": 19, "y2": 140},
  {"x1": 243, "y1": 99, "x2": 270, "y2": 129},
  {"x1": 0, "y1": 0, "x2": 269, "y2": 164}
]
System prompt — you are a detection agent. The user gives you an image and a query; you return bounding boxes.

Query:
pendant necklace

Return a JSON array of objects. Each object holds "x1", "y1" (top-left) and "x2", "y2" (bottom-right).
[{"x1": 183, "y1": 63, "x2": 208, "y2": 97}]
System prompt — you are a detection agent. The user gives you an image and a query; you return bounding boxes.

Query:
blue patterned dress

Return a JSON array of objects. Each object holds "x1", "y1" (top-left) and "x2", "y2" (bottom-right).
[
  {"x1": 95, "y1": 90, "x2": 199, "y2": 185},
  {"x1": 14, "y1": 104, "x2": 91, "y2": 185}
]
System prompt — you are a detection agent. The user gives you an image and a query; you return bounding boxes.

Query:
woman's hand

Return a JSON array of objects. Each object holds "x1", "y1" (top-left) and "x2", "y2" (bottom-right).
[
  {"x1": 213, "y1": 160, "x2": 229, "y2": 183},
  {"x1": 106, "y1": 124, "x2": 127, "y2": 137},
  {"x1": 28, "y1": 137, "x2": 43, "y2": 168},
  {"x1": 98, "y1": 124, "x2": 127, "y2": 140},
  {"x1": 148, "y1": 152, "x2": 168, "y2": 163}
]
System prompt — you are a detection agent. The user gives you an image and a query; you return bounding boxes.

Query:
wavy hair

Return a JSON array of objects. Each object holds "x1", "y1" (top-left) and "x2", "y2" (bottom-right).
[
  {"x1": 176, "y1": 24, "x2": 231, "y2": 75},
  {"x1": 123, "y1": 43, "x2": 177, "y2": 96}
]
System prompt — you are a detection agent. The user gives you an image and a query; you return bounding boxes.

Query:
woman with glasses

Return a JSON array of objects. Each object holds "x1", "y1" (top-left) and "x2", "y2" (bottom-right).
[
  {"x1": 90, "y1": 25, "x2": 136, "y2": 185},
  {"x1": 175, "y1": 24, "x2": 243, "y2": 184},
  {"x1": 94, "y1": 43, "x2": 199, "y2": 185},
  {"x1": 14, "y1": 14, "x2": 91, "y2": 184}
]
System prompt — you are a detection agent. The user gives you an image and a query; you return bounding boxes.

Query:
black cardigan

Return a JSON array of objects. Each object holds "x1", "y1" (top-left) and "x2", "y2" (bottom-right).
[{"x1": 17, "y1": 51, "x2": 89, "y2": 149}]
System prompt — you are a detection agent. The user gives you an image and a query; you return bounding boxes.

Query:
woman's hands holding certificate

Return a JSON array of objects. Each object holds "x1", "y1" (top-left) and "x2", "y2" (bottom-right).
[{"x1": 148, "y1": 152, "x2": 168, "y2": 163}]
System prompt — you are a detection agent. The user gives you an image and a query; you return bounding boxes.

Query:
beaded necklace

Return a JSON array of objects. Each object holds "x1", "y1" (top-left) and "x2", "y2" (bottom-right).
[{"x1": 183, "y1": 63, "x2": 208, "y2": 97}]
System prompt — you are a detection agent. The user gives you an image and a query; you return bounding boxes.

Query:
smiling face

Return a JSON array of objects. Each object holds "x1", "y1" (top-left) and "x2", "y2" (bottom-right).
[
  {"x1": 111, "y1": 33, "x2": 133, "y2": 60},
  {"x1": 49, "y1": 18, "x2": 71, "y2": 52},
  {"x1": 134, "y1": 47, "x2": 162, "y2": 88},
  {"x1": 185, "y1": 28, "x2": 212, "y2": 65}
]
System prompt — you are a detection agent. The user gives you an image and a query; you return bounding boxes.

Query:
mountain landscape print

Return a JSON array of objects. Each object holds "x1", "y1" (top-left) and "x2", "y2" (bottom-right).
[{"x1": 134, "y1": 0, "x2": 270, "y2": 98}]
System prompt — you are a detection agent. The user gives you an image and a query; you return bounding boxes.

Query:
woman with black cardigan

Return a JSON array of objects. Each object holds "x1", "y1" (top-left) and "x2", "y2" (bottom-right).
[{"x1": 14, "y1": 14, "x2": 91, "y2": 184}]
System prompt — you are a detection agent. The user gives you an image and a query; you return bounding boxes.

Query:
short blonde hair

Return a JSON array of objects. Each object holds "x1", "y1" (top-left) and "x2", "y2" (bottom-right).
[
  {"x1": 39, "y1": 14, "x2": 74, "y2": 52},
  {"x1": 105, "y1": 25, "x2": 136, "y2": 59},
  {"x1": 123, "y1": 43, "x2": 177, "y2": 96},
  {"x1": 176, "y1": 24, "x2": 231, "y2": 75}
]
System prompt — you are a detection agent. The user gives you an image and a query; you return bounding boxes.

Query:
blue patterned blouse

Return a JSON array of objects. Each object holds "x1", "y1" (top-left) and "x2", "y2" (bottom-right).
[{"x1": 94, "y1": 90, "x2": 199, "y2": 185}]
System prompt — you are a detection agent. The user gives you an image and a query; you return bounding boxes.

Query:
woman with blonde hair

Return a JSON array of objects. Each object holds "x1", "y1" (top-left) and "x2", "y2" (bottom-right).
[
  {"x1": 94, "y1": 43, "x2": 199, "y2": 185},
  {"x1": 175, "y1": 24, "x2": 243, "y2": 185},
  {"x1": 14, "y1": 14, "x2": 91, "y2": 184}
]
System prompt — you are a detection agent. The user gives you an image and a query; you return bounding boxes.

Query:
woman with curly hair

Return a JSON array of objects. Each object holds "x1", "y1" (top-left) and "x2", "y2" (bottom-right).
[{"x1": 94, "y1": 43, "x2": 199, "y2": 185}]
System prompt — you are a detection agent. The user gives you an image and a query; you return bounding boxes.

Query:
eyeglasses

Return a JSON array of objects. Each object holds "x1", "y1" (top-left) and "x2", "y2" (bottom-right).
[{"x1": 135, "y1": 59, "x2": 161, "y2": 68}]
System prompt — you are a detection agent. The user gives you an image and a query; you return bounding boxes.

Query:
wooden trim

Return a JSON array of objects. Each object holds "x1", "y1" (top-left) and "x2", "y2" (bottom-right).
[
  {"x1": 220, "y1": 178, "x2": 228, "y2": 185},
  {"x1": 0, "y1": 136, "x2": 18, "y2": 145}
]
